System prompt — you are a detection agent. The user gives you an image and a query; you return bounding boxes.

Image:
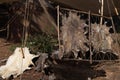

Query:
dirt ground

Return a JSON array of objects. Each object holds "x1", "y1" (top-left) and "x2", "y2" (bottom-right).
[
  {"x1": 0, "y1": 38, "x2": 120, "y2": 80},
  {"x1": 0, "y1": 38, "x2": 12, "y2": 59}
]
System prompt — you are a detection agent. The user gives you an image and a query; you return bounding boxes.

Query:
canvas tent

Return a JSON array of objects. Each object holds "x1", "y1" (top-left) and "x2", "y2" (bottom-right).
[
  {"x1": 0, "y1": 0, "x2": 120, "y2": 17},
  {"x1": 50, "y1": 0, "x2": 120, "y2": 17}
]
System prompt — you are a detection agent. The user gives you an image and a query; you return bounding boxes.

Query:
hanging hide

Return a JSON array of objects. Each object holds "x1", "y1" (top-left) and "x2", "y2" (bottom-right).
[
  {"x1": 91, "y1": 23, "x2": 113, "y2": 51},
  {"x1": 0, "y1": 47, "x2": 38, "y2": 79},
  {"x1": 61, "y1": 12, "x2": 89, "y2": 58}
]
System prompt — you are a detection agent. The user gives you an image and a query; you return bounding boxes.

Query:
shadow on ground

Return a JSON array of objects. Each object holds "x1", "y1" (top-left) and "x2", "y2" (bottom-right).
[{"x1": 53, "y1": 60, "x2": 106, "y2": 80}]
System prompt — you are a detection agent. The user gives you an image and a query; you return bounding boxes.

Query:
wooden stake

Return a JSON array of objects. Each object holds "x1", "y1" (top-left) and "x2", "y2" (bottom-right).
[
  {"x1": 88, "y1": 11, "x2": 92, "y2": 64},
  {"x1": 57, "y1": 5, "x2": 62, "y2": 59},
  {"x1": 100, "y1": 0, "x2": 104, "y2": 25}
]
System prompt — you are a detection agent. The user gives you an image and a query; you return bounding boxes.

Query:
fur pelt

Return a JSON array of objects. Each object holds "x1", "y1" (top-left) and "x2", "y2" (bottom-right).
[
  {"x1": 61, "y1": 12, "x2": 89, "y2": 58},
  {"x1": 0, "y1": 47, "x2": 38, "y2": 79}
]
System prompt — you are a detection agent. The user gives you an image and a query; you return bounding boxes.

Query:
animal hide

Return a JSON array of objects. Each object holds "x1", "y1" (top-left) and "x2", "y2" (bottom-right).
[
  {"x1": 0, "y1": 47, "x2": 38, "y2": 79},
  {"x1": 61, "y1": 12, "x2": 113, "y2": 58},
  {"x1": 35, "y1": 53, "x2": 56, "y2": 80},
  {"x1": 91, "y1": 23, "x2": 113, "y2": 51},
  {"x1": 61, "y1": 12, "x2": 89, "y2": 58},
  {"x1": 35, "y1": 53, "x2": 48, "y2": 72}
]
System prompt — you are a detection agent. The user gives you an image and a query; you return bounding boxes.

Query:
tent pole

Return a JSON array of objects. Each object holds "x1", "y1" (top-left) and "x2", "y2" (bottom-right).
[
  {"x1": 100, "y1": 0, "x2": 104, "y2": 25},
  {"x1": 57, "y1": 5, "x2": 62, "y2": 59},
  {"x1": 88, "y1": 11, "x2": 92, "y2": 64}
]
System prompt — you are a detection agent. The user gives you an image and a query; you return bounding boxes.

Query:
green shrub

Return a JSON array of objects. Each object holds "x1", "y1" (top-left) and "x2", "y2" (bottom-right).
[{"x1": 27, "y1": 33, "x2": 58, "y2": 54}]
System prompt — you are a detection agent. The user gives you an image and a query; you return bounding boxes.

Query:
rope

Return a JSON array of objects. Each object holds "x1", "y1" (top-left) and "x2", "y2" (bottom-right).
[
  {"x1": 6, "y1": 14, "x2": 18, "y2": 39},
  {"x1": 0, "y1": 4, "x2": 24, "y2": 39},
  {"x1": 24, "y1": 0, "x2": 29, "y2": 47},
  {"x1": 20, "y1": 0, "x2": 30, "y2": 80},
  {"x1": 2, "y1": 14, "x2": 19, "y2": 39},
  {"x1": 22, "y1": 0, "x2": 29, "y2": 47}
]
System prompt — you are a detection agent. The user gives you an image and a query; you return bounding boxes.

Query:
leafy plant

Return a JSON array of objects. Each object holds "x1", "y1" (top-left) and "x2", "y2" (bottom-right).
[{"x1": 27, "y1": 33, "x2": 58, "y2": 54}]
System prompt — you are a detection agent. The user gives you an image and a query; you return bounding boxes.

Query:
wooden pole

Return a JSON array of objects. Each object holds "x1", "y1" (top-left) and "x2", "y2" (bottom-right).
[
  {"x1": 100, "y1": 0, "x2": 104, "y2": 25},
  {"x1": 60, "y1": 7, "x2": 110, "y2": 19},
  {"x1": 111, "y1": 0, "x2": 119, "y2": 15},
  {"x1": 57, "y1": 5, "x2": 60, "y2": 47},
  {"x1": 57, "y1": 5, "x2": 62, "y2": 59},
  {"x1": 88, "y1": 11, "x2": 92, "y2": 64}
]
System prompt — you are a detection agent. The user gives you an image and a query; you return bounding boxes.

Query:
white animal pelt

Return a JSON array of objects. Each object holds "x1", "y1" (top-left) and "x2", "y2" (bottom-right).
[{"x1": 0, "y1": 47, "x2": 38, "y2": 79}]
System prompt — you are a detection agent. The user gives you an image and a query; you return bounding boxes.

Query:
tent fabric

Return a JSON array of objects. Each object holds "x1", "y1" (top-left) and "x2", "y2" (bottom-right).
[
  {"x1": 0, "y1": 0, "x2": 120, "y2": 17},
  {"x1": 0, "y1": 0, "x2": 18, "y2": 4},
  {"x1": 50, "y1": 0, "x2": 120, "y2": 17}
]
